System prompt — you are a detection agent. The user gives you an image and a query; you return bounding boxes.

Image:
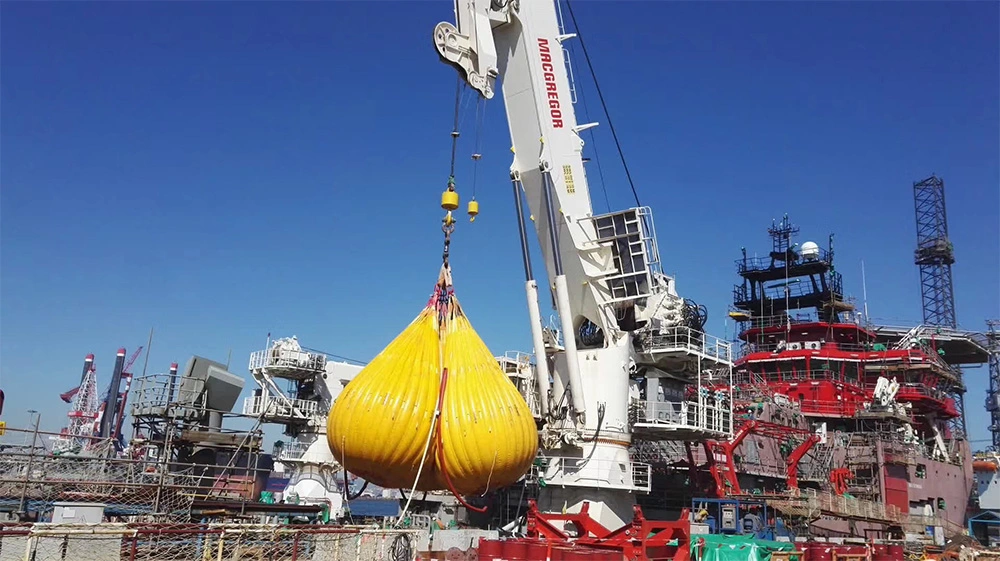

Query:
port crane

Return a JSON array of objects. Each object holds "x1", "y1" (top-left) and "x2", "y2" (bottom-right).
[{"x1": 434, "y1": 0, "x2": 731, "y2": 528}]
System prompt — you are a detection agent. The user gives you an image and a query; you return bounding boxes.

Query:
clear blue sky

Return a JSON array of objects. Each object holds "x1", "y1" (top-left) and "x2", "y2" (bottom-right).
[{"x1": 2, "y1": 1, "x2": 998, "y2": 447}]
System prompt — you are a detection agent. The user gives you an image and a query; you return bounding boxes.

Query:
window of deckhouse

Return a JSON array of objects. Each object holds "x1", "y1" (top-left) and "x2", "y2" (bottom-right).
[
  {"x1": 778, "y1": 360, "x2": 796, "y2": 382},
  {"x1": 814, "y1": 360, "x2": 839, "y2": 383},
  {"x1": 793, "y1": 358, "x2": 807, "y2": 382},
  {"x1": 762, "y1": 362, "x2": 778, "y2": 383},
  {"x1": 844, "y1": 361, "x2": 860, "y2": 386}
]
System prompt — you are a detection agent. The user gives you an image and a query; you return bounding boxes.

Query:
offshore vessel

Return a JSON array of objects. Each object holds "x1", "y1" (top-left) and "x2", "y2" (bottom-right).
[
  {"x1": 2, "y1": 1, "x2": 997, "y2": 559},
  {"x1": 668, "y1": 215, "x2": 988, "y2": 539},
  {"x1": 419, "y1": 2, "x2": 996, "y2": 555}
]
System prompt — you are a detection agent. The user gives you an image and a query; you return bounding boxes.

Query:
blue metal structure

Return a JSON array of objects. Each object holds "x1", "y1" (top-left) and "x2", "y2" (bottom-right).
[
  {"x1": 987, "y1": 320, "x2": 1000, "y2": 451},
  {"x1": 691, "y1": 498, "x2": 794, "y2": 541},
  {"x1": 968, "y1": 510, "x2": 1000, "y2": 548}
]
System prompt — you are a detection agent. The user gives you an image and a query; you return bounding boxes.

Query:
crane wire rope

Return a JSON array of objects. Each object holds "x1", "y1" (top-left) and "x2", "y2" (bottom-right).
[
  {"x1": 398, "y1": 79, "x2": 478, "y2": 525},
  {"x1": 442, "y1": 76, "x2": 471, "y2": 268},
  {"x1": 564, "y1": 0, "x2": 642, "y2": 208},
  {"x1": 435, "y1": 78, "x2": 494, "y2": 514},
  {"x1": 448, "y1": 75, "x2": 463, "y2": 180},
  {"x1": 471, "y1": 96, "x2": 486, "y2": 200},
  {"x1": 564, "y1": 32, "x2": 611, "y2": 213},
  {"x1": 300, "y1": 345, "x2": 366, "y2": 366}
]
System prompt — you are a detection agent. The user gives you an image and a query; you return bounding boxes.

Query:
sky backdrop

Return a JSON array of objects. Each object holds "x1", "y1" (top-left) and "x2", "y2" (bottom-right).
[{"x1": 2, "y1": 0, "x2": 998, "y2": 448}]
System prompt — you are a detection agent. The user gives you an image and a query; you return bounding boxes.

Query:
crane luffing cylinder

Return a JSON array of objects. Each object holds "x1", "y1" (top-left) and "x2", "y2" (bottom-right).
[{"x1": 326, "y1": 269, "x2": 539, "y2": 496}]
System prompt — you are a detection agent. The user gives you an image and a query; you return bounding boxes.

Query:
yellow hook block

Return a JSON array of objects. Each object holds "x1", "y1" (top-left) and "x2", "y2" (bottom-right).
[
  {"x1": 442, "y1": 189, "x2": 460, "y2": 211},
  {"x1": 467, "y1": 199, "x2": 479, "y2": 222}
]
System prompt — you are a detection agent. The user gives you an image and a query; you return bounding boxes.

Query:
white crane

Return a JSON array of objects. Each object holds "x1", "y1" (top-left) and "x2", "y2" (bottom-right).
[{"x1": 434, "y1": 0, "x2": 718, "y2": 528}]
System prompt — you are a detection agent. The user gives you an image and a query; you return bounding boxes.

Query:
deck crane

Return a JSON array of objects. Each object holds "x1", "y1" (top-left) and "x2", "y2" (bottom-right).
[{"x1": 434, "y1": 0, "x2": 708, "y2": 528}]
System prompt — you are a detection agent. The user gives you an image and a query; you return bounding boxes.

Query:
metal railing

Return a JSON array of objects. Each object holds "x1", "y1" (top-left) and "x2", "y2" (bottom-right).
[
  {"x1": 242, "y1": 395, "x2": 319, "y2": 420},
  {"x1": 130, "y1": 373, "x2": 207, "y2": 420},
  {"x1": 735, "y1": 368, "x2": 962, "y2": 394},
  {"x1": 875, "y1": 323, "x2": 992, "y2": 351},
  {"x1": 248, "y1": 348, "x2": 327, "y2": 375},
  {"x1": 734, "y1": 274, "x2": 845, "y2": 305},
  {"x1": 638, "y1": 326, "x2": 733, "y2": 364},
  {"x1": 275, "y1": 440, "x2": 311, "y2": 462},
  {"x1": 738, "y1": 340, "x2": 870, "y2": 355},
  {"x1": 734, "y1": 368, "x2": 861, "y2": 385},
  {"x1": 533, "y1": 457, "x2": 652, "y2": 493},
  {"x1": 629, "y1": 399, "x2": 732, "y2": 436},
  {"x1": 499, "y1": 351, "x2": 533, "y2": 373},
  {"x1": 0, "y1": 523, "x2": 422, "y2": 561},
  {"x1": 762, "y1": 488, "x2": 965, "y2": 538},
  {"x1": 735, "y1": 248, "x2": 834, "y2": 275},
  {"x1": 893, "y1": 383, "x2": 955, "y2": 404},
  {"x1": 730, "y1": 310, "x2": 871, "y2": 331},
  {"x1": 737, "y1": 342, "x2": 961, "y2": 375},
  {"x1": 0, "y1": 426, "x2": 268, "y2": 521},
  {"x1": 496, "y1": 351, "x2": 543, "y2": 418}
]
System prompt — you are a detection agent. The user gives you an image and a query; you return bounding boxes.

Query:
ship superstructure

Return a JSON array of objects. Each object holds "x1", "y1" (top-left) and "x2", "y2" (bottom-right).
[
  {"x1": 243, "y1": 336, "x2": 364, "y2": 518},
  {"x1": 2, "y1": 2, "x2": 996, "y2": 558},
  {"x1": 676, "y1": 215, "x2": 991, "y2": 539}
]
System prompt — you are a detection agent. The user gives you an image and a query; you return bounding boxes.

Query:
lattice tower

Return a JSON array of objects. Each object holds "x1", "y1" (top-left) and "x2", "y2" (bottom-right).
[{"x1": 56, "y1": 367, "x2": 100, "y2": 453}]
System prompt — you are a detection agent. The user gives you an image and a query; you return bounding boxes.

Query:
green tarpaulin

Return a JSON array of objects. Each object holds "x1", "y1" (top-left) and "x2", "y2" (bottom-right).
[{"x1": 691, "y1": 534, "x2": 798, "y2": 561}]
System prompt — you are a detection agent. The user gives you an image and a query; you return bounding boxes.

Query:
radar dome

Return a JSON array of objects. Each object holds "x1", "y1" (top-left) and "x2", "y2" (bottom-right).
[{"x1": 801, "y1": 241, "x2": 820, "y2": 260}]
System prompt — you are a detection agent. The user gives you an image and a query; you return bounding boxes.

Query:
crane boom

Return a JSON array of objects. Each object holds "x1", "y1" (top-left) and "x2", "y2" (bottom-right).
[
  {"x1": 437, "y1": 1, "x2": 615, "y2": 335},
  {"x1": 434, "y1": 0, "x2": 698, "y2": 528}
]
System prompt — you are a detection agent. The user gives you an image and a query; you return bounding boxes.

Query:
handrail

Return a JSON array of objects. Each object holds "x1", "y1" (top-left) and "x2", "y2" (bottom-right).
[
  {"x1": 762, "y1": 488, "x2": 964, "y2": 536},
  {"x1": 242, "y1": 395, "x2": 319, "y2": 419},
  {"x1": 276, "y1": 440, "x2": 312, "y2": 462},
  {"x1": 638, "y1": 326, "x2": 733, "y2": 363},
  {"x1": 733, "y1": 368, "x2": 863, "y2": 385},
  {"x1": 735, "y1": 249, "x2": 834, "y2": 274},
  {"x1": 249, "y1": 348, "x2": 327, "y2": 374},
  {"x1": 532, "y1": 456, "x2": 652, "y2": 493},
  {"x1": 630, "y1": 399, "x2": 732, "y2": 436}
]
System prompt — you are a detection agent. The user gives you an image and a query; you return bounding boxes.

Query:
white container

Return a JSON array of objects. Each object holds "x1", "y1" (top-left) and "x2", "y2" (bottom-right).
[{"x1": 51, "y1": 502, "x2": 106, "y2": 523}]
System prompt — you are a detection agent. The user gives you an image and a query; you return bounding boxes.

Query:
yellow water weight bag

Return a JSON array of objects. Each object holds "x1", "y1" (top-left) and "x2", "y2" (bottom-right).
[{"x1": 326, "y1": 266, "x2": 539, "y2": 497}]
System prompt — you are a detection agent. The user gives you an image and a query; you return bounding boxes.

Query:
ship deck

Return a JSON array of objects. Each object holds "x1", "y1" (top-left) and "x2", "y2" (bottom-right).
[
  {"x1": 874, "y1": 325, "x2": 990, "y2": 365},
  {"x1": 729, "y1": 490, "x2": 965, "y2": 536}
]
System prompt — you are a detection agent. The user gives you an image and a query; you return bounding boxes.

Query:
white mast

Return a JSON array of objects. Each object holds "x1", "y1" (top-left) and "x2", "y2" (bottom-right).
[{"x1": 862, "y1": 259, "x2": 870, "y2": 323}]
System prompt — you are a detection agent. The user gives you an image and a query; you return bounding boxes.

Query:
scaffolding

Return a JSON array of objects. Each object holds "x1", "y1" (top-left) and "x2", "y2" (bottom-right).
[
  {"x1": 912, "y1": 175, "x2": 957, "y2": 329},
  {"x1": 0, "y1": 523, "x2": 421, "y2": 561},
  {"x1": 912, "y1": 175, "x2": 969, "y2": 441},
  {"x1": 0, "y1": 425, "x2": 196, "y2": 522},
  {"x1": 988, "y1": 320, "x2": 1000, "y2": 451},
  {"x1": 55, "y1": 367, "x2": 101, "y2": 455},
  {"x1": 0, "y1": 420, "x2": 299, "y2": 527},
  {"x1": 744, "y1": 487, "x2": 965, "y2": 538}
]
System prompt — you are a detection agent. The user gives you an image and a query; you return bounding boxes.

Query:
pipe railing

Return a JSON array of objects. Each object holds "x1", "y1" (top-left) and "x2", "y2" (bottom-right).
[
  {"x1": 629, "y1": 399, "x2": 732, "y2": 436},
  {"x1": 532, "y1": 456, "x2": 652, "y2": 493},
  {"x1": 638, "y1": 326, "x2": 733, "y2": 363}
]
